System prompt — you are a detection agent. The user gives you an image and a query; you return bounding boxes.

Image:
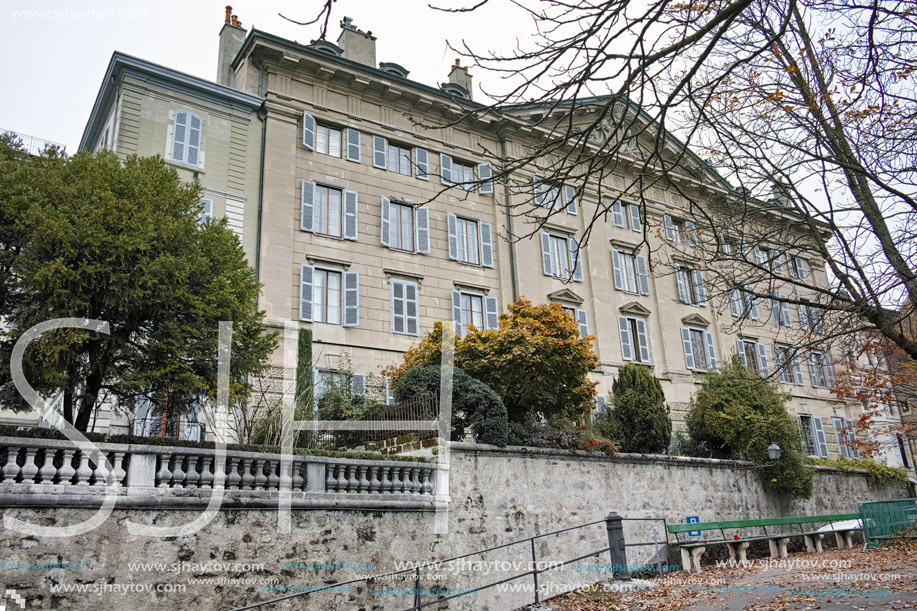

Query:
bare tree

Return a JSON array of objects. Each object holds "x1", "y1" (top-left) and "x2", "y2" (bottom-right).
[{"x1": 300, "y1": 0, "x2": 917, "y2": 362}]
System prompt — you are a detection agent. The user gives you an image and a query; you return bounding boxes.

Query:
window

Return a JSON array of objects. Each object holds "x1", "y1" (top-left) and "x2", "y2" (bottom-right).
[
  {"x1": 452, "y1": 291, "x2": 498, "y2": 337},
  {"x1": 381, "y1": 198, "x2": 430, "y2": 254},
  {"x1": 770, "y1": 291, "x2": 792, "y2": 327},
  {"x1": 442, "y1": 154, "x2": 492, "y2": 193},
  {"x1": 540, "y1": 232, "x2": 583, "y2": 281},
  {"x1": 808, "y1": 351, "x2": 835, "y2": 388},
  {"x1": 755, "y1": 246, "x2": 783, "y2": 274},
  {"x1": 897, "y1": 434, "x2": 911, "y2": 468},
  {"x1": 299, "y1": 265, "x2": 359, "y2": 327},
  {"x1": 619, "y1": 316, "x2": 651, "y2": 364},
  {"x1": 612, "y1": 249, "x2": 650, "y2": 295},
  {"x1": 532, "y1": 178, "x2": 562, "y2": 210},
  {"x1": 388, "y1": 143, "x2": 412, "y2": 175},
  {"x1": 449, "y1": 214, "x2": 494, "y2": 267},
  {"x1": 719, "y1": 234, "x2": 747, "y2": 259},
  {"x1": 170, "y1": 110, "x2": 202, "y2": 167},
  {"x1": 798, "y1": 414, "x2": 829, "y2": 457},
  {"x1": 199, "y1": 199, "x2": 213, "y2": 227},
  {"x1": 681, "y1": 327, "x2": 716, "y2": 371},
  {"x1": 391, "y1": 280, "x2": 419, "y2": 336},
  {"x1": 833, "y1": 417, "x2": 860, "y2": 459},
  {"x1": 300, "y1": 181, "x2": 358, "y2": 240},
  {"x1": 799, "y1": 299, "x2": 824, "y2": 334},
  {"x1": 415, "y1": 148, "x2": 429, "y2": 180},
  {"x1": 664, "y1": 215, "x2": 697, "y2": 246},
  {"x1": 561, "y1": 305, "x2": 589, "y2": 339},
  {"x1": 316, "y1": 124, "x2": 342, "y2": 157},
  {"x1": 314, "y1": 184, "x2": 343, "y2": 237},
  {"x1": 736, "y1": 338, "x2": 767, "y2": 376},
  {"x1": 313, "y1": 370, "x2": 366, "y2": 409},
  {"x1": 729, "y1": 284, "x2": 759, "y2": 319},
  {"x1": 676, "y1": 266, "x2": 707, "y2": 306},
  {"x1": 788, "y1": 255, "x2": 808, "y2": 279},
  {"x1": 774, "y1": 344, "x2": 804, "y2": 385}
]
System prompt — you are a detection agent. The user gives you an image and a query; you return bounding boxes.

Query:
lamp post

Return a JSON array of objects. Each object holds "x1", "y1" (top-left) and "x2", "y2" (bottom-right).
[{"x1": 767, "y1": 443, "x2": 782, "y2": 461}]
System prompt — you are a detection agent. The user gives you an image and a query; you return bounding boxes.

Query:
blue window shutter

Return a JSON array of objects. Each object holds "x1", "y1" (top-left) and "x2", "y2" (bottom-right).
[
  {"x1": 452, "y1": 290, "x2": 463, "y2": 336},
  {"x1": 636, "y1": 255, "x2": 650, "y2": 295},
  {"x1": 684, "y1": 221, "x2": 697, "y2": 247},
  {"x1": 793, "y1": 355, "x2": 804, "y2": 385},
  {"x1": 564, "y1": 185, "x2": 577, "y2": 215},
  {"x1": 533, "y1": 177, "x2": 546, "y2": 206},
  {"x1": 664, "y1": 215, "x2": 676, "y2": 241},
  {"x1": 478, "y1": 163, "x2": 493, "y2": 194},
  {"x1": 199, "y1": 199, "x2": 213, "y2": 227},
  {"x1": 186, "y1": 114, "x2": 202, "y2": 166},
  {"x1": 612, "y1": 250, "x2": 624, "y2": 291},
  {"x1": 479, "y1": 222, "x2": 494, "y2": 268},
  {"x1": 415, "y1": 147, "x2": 429, "y2": 180},
  {"x1": 745, "y1": 285, "x2": 759, "y2": 319},
  {"x1": 612, "y1": 200, "x2": 626, "y2": 227},
  {"x1": 756, "y1": 342, "x2": 769, "y2": 376},
  {"x1": 346, "y1": 128, "x2": 361, "y2": 162},
  {"x1": 693, "y1": 270, "x2": 707, "y2": 305},
  {"x1": 440, "y1": 153, "x2": 453, "y2": 185},
  {"x1": 568, "y1": 238, "x2": 583, "y2": 282},
  {"x1": 485, "y1": 297, "x2": 499, "y2": 331},
  {"x1": 302, "y1": 112, "x2": 316, "y2": 150},
  {"x1": 681, "y1": 328, "x2": 695, "y2": 369},
  {"x1": 729, "y1": 288, "x2": 742, "y2": 317},
  {"x1": 675, "y1": 269, "x2": 689, "y2": 303},
  {"x1": 391, "y1": 280, "x2": 405, "y2": 334},
  {"x1": 352, "y1": 374, "x2": 366, "y2": 396},
  {"x1": 343, "y1": 190, "x2": 358, "y2": 241},
  {"x1": 380, "y1": 196, "x2": 391, "y2": 247},
  {"x1": 373, "y1": 135, "x2": 387, "y2": 169},
  {"x1": 540, "y1": 232, "x2": 553, "y2": 276},
  {"x1": 774, "y1": 346, "x2": 789, "y2": 383},
  {"x1": 618, "y1": 317, "x2": 634, "y2": 361},
  {"x1": 629, "y1": 204, "x2": 640, "y2": 232},
  {"x1": 704, "y1": 331, "x2": 717, "y2": 370},
  {"x1": 447, "y1": 213, "x2": 458, "y2": 260},
  {"x1": 343, "y1": 272, "x2": 359, "y2": 327},
  {"x1": 737, "y1": 340, "x2": 748, "y2": 368},
  {"x1": 301, "y1": 180, "x2": 315, "y2": 232},
  {"x1": 405, "y1": 282, "x2": 419, "y2": 335},
  {"x1": 635, "y1": 318, "x2": 651, "y2": 363},
  {"x1": 299, "y1": 265, "x2": 314, "y2": 322},
  {"x1": 415, "y1": 207, "x2": 430, "y2": 254},
  {"x1": 576, "y1": 309, "x2": 588, "y2": 339},
  {"x1": 812, "y1": 417, "x2": 829, "y2": 458},
  {"x1": 171, "y1": 111, "x2": 188, "y2": 162}
]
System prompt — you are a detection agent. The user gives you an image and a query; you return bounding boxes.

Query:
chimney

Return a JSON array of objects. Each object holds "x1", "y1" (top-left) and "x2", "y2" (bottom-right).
[
  {"x1": 336, "y1": 17, "x2": 376, "y2": 67},
  {"x1": 448, "y1": 59, "x2": 473, "y2": 100},
  {"x1": 217, "y1": 5, "x2": 247, "y2": 87}
]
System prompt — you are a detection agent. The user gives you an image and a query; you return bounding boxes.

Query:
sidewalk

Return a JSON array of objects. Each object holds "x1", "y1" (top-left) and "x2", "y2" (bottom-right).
[{"x1": 528, "y1": 547, "x2": 917, "y2": 611}]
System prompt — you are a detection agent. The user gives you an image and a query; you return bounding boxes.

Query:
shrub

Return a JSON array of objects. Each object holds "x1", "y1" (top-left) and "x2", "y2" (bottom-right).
[
  {"x1": 599, "y1": 364, "x2": 671, "y2": 454},
  {"x1": 505, "y1": 418, "x2": 616, "y2": 455},
  {"x1": 394, "y1": 365, "x2": 509, "y2": 446},
  {"x1": 686, "y1": 355, "x2": 813, "y2": 498}
]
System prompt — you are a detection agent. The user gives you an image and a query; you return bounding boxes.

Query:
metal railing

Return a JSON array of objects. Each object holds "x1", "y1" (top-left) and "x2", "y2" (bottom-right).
[
  {"x1": 0, "y1": 129, "x2": 66, "y2": 156},
  {"x1": 227, "y1": 514, "x2": 670, "y2": 611}
]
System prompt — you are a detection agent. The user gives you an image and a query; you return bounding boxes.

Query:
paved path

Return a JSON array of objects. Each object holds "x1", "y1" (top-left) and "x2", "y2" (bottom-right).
[{"x1": 529, "y1": 547, "x2": 917, "y2": 611}]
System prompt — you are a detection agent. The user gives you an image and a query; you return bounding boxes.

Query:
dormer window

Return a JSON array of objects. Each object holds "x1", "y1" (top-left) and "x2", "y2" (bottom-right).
[
  {"x1": 441, "y1": 82, "x2": 469, "y2": 99},
  {"x1": 308, "y1": 40, "x2": 344, "y2": 57},
  {"x1": 379, "y1": 62, "x2": 410, "y2": 78}
]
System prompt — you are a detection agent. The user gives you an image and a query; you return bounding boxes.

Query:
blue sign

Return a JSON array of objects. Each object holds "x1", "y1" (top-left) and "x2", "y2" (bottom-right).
[{"x1": 686, "y1": 516, "x2": 701, "y2": 537}]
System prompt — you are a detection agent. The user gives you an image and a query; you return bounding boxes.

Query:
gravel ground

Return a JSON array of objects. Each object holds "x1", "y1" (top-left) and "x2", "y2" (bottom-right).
[{"x1": 522, "y1": 546, "x2": 917, "y2": 611}]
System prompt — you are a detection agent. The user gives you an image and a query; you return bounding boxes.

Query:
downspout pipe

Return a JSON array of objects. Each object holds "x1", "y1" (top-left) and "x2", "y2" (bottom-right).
[{"x1": 495, "y1": 126, "x2": 518, "y2": 303}]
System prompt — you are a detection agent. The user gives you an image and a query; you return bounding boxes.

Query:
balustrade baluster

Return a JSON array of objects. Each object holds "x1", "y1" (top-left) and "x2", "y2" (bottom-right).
[
  {"x1": 20, "y1": 449, "x2": 39, "y2": 484},
  {"x1": 1, "y1": 447, "x2": 21, "y2": 483},
  {"x1": 37, "y1": 448, "x2": 57, "y2": 484},
  {"x1": 184, "y1": 456, "x2": 200, "y2": 488},
  {"x1": 156, "y1": 452, "x2": 173, "y2": 488}
]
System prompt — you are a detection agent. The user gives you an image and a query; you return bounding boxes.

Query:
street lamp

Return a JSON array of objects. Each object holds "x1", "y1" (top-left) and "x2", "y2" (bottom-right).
[{"x1": 767, "y1": 443, "x2": 782, "y2": 461}]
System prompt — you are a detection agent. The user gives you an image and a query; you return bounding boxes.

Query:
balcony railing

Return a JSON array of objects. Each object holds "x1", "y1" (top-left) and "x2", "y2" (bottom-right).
[
  {"x1": 0, "y1": 435, "x2": 442, "y2": 510},
  {"x1": 0, "y1": 129, "x2": 66, "y2": 156}
]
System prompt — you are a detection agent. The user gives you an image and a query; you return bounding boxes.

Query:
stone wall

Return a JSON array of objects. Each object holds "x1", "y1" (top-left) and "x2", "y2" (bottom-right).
[{"x1": 0, "y1": 443, "x2": 904, "y2": 611}]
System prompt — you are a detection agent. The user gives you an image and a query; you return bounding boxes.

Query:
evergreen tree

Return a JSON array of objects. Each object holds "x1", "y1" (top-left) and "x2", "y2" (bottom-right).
[{"x1": 600, "y1": 364, "x2": 671, "y2": 453}]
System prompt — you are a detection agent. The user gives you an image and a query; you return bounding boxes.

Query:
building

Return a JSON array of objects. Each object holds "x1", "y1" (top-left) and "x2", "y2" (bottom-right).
[{"x1": 220, "y1": 11, "x2": 862, "y2": 459}]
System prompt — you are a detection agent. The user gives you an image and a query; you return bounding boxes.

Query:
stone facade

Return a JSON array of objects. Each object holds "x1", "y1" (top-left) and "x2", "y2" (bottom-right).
[
  {"x1": 0, "y1": 444, "x2": 903, "y2": 610},
  {"x1": 227, "y1": 20, "x2": 863, "y2": 457}
]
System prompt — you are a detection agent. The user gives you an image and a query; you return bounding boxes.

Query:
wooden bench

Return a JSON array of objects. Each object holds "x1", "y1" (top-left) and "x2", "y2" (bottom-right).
[{"x1": 666, "y1": 513, "x2": 861, "y2": 573}]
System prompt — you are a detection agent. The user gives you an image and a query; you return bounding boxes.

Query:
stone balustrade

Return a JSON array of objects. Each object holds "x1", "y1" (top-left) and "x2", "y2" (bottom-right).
[{"x1": 0, "y1": 436, "x2": 441, "y2": 510}]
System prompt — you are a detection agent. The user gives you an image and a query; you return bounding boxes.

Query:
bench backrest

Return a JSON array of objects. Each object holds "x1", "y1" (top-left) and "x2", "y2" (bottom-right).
[{"x1": 666, "y1": 513, "x2": 860, "y2": 534}]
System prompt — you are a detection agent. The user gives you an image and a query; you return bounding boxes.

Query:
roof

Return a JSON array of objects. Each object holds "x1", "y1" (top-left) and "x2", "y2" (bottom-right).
[
  {"x1": 230, "y1": 29, "x2": 486, "y2": 110},
  {"x1": 79, "y1": 51, "x2": 264, "y2": 151}
]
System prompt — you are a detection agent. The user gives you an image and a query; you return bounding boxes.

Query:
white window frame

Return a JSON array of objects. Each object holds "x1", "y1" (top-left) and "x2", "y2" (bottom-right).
[
  {"x1": 169, "y1": 110, "x2": 202, "y2": 167},
  {"x1": 299, "y1": 265, "x2": 359, "y2": 327},
  {"x1": 676, "y1": 265, "x2": 707, "y2": 306},
  {"x1": 833, "y1": 417, "x2": 860, "y2": 459},
  {"x1": 773, "y1": 343, "x2": 804, "y2": 385},
  {"x1": 736, "y1": 338, "x2": 768, "y2": 376},
  {"x1": 316, "y1": 123, "x2": 343, "y2": 157},
  {"x1": 798, "y1": 414, "x2": 829, "y2": 458},
  {"x1": 452, "y1": 291, "x2": 499, "y2": 337},
  {"x1": 808, "y1": 351, "x2": 835, "y2": 389},
  {"x1": 770, "y1": 291, "x2": 792, "y2": 327},
  {"x1": 619, "y1": 316, "x2": 651, "y2": 364},
  {"x1": 612, "y1": 249, "x2": 649, "y2": 295},
  {"x1": 682, "y1": 327, "x2": 717, "y2": 371}
]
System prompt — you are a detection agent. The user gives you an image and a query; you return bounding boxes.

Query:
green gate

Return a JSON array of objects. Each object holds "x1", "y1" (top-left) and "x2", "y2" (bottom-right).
[{"x1": 859, "y1": 498, "x2": 917, "y2": 548}]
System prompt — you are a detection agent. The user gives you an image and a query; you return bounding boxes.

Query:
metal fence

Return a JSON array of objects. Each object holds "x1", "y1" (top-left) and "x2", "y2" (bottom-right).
[
  {"x1": 859, "y1": 498, "x2": 917, "y2": 548},
  {"x1": 0, "y1": 128, "x2": 66, "y2": 156},
  {"x1": 226, "y1": 513, "x2": 670, "y2": 611},
  {"x1": 299, "y1": 393, "x2": 439, "y2": 452}
]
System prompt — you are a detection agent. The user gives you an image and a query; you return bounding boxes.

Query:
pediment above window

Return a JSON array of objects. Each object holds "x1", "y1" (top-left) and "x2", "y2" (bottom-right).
[
  {"x1": 681, "y1": 313, "x2": 710, "y2": 327},
  {"x1": 548, "y1": 289, "x2": 583, "y2": 305},
  {"x1": 619, "y1": 301, "x2": 651, "y2": 316}
]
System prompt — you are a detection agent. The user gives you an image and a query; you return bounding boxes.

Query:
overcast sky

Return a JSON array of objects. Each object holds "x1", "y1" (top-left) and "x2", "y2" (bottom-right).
[{"x1": 0, "y1": 0, "x2": 533, "y2": 151}]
